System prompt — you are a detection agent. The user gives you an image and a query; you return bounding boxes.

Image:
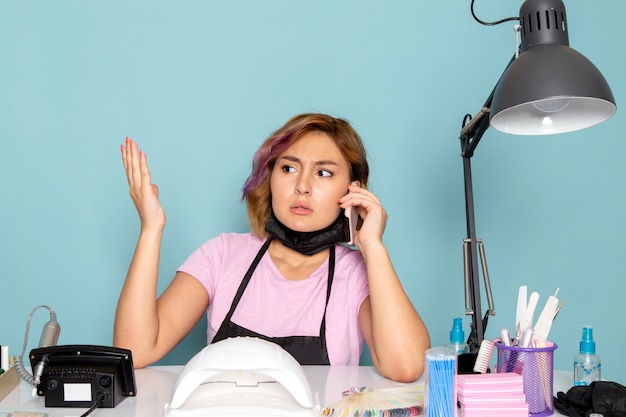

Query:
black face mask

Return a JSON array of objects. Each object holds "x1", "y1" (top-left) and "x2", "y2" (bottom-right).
[{"x1": 264, "y1": 210, "x2": 347, "y2": 256}]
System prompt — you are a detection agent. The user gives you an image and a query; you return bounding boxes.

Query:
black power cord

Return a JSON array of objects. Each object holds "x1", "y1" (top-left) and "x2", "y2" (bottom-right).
[
  {"x1": 79, "y1": 392, "x2": 108, "y2": 417},
  {"x1": 470, "y1": 0, "x2": 519, "y2": 26}
]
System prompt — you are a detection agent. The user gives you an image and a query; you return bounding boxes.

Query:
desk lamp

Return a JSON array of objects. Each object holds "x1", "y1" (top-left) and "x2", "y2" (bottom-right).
[{"x1": 459, "y1": 0, "x2": 615, "y2": 357}]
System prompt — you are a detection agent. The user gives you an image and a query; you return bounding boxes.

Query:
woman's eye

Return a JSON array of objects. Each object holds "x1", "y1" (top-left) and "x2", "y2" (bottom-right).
[
  {"x1": 317, "y1": 169, "x2": 332, "y2": 177},
  {"x1": 281, "y1": 165, "x2": 296, "y2": 173}
]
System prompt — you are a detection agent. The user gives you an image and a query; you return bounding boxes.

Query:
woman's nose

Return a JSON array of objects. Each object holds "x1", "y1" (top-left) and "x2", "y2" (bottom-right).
[{"x1": 295, "y1": 177, "x2": 311, "y2": 195}]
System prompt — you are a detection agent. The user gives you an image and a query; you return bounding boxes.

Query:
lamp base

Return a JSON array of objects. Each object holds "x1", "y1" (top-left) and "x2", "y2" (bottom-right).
[{"x1": 457, "y1": 353, "x2": 481, "y2": 375}]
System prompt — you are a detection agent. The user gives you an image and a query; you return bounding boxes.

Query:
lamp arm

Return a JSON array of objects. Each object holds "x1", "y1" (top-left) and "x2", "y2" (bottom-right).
[
  {"x1": 460, "y1": 53, "x2": 516, "y2": 157},
  {"x1": 460, "y1": 107, "x2": 491, "y2": 157},
  {"x1": 458, "y1": 54, "x2": 516, "y2": 353},
  {"x1": 458, "y1": 87, "x2": 493, "y2": 352},
  {"x1": 460, "y1": 149, "x2": 484, "y2": 352}
]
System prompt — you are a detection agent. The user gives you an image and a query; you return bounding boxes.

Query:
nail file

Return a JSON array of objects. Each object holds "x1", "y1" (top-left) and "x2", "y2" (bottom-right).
[
  {"x1": 534, "y1": 290, "x2": 560, "y2": 341},
  {"x1": 525, "y1": 291, "x2": 539, "y2": 331},
  {"x1": 501, "y1": 328, "x2": 511, "y2": 346},
  {"x1": 515, "y1": 286, "x2": 527, "y2": 345}
]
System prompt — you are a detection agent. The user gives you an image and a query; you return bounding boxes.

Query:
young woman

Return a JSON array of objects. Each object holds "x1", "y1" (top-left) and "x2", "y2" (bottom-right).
[{"x1": 114, "y1": 113, "x2": 430, "y2": 382}]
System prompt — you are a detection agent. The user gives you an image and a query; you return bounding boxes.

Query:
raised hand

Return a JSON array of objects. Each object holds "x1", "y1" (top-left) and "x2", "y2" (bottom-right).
[{"x1": 120, "y1": 137, "x2": 166, "y2": 230}]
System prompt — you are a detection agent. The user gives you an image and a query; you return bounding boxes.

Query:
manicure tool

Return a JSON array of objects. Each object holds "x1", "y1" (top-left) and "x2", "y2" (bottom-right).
[
  {"x1": 500, "y1": 328, "x2": 511, "y2": 346},
  {"x1": 533, "y1": 288, "x2": 560, "y2": 341},
  {"x1": 514, "y1": 286, "x2": 527, "y2": 346},
  {"x1": 525, "y1": 291, "x2": 539, "y2": 331}
]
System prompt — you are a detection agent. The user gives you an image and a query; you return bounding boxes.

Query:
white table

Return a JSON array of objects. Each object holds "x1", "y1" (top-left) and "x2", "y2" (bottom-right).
[{"x1": 0, "y1": 366, "x2": 574, "y2": 416}]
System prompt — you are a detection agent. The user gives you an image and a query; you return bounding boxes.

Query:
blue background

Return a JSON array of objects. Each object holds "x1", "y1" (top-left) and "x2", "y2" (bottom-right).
[{"x1": 1, "y1": 1, "x2": 624, "y2": 383}]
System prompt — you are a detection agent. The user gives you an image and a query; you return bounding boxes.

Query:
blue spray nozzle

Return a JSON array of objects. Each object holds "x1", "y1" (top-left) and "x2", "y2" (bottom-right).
[
  {"x1": 450, "y1": 318, "x2": 465, "y2": 344},
  {"x1": 580, "y1": 326, "x2": 596, "y2": 354}
]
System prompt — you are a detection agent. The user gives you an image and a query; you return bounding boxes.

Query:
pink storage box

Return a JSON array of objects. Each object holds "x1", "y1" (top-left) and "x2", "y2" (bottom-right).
[{"x1": 460, "y1": 403, "x2": 529, "y2": 417}]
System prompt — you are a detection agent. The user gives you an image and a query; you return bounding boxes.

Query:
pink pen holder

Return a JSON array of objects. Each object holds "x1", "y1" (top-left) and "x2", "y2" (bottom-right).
[{"x1": 495, "y1": 341, "x2": 558, "y2": 417}]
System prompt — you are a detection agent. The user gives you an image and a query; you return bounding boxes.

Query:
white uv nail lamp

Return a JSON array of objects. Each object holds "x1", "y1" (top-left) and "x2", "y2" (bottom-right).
[{"x1": 163, "y1": 337, "x2": 319, "y2": 417}]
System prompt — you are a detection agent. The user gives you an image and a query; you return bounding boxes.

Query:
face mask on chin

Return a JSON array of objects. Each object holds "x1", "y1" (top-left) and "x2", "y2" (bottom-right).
[{"x1": 264, "y1": 210, "x2": 347, "y2": 256}]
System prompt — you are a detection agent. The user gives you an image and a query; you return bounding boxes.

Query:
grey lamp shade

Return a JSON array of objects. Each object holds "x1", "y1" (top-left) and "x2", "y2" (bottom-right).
[
  {"x1": 489, "y1": 0, "x2": 616, "y2": 135},
  {"x1": 490, "y1": 43, "x2": 616, "y2": 135}
]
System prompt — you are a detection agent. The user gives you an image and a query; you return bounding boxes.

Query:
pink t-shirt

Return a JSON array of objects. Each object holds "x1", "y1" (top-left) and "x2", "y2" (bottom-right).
[{"x1": 177, "y1": 233, "x2": 370, "y2": 365}]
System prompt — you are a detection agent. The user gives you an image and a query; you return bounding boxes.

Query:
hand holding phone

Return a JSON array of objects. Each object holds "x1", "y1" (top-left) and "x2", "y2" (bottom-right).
[{"x1": 343, "y1": 181, "x2": 360, "y2": 245}]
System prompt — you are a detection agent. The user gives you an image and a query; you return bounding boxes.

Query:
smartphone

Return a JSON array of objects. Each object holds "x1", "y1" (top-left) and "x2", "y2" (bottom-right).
[{"x1": 342, "y1": 181, "x2": 360, "y2": 245}]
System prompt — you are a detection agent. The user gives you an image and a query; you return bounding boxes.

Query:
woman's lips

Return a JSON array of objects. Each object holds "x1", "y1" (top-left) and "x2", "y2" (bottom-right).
[{"x1": 290, "y1": 203, "x2": 312, "y2": 215}]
